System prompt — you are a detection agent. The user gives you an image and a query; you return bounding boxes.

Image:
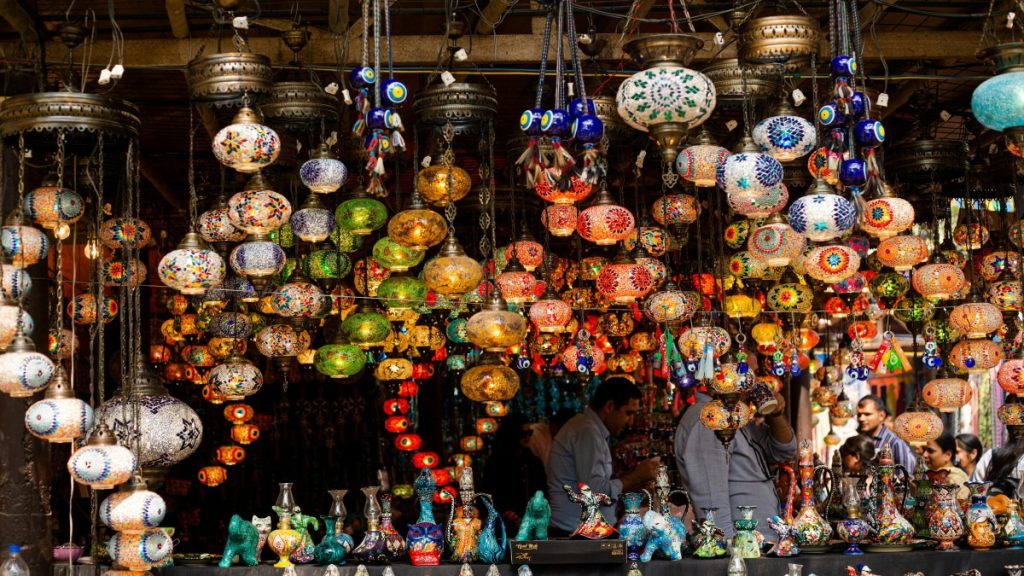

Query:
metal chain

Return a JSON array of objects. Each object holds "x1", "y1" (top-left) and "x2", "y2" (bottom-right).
[
  {"x1": 13, "y1": 134, "x2": 26, "y2": 335},
  {"x1": 441, "y1": 122, "x2": 457, "y2": 234},
  {"x1": 54, "y1": 132, "x2": 66, "y2": 339},
  {"x1": 188, "y1": 106, "x2": 198, "y2": 230},
  {"x1": 95, "y1": 134, "x2": 106, "y2": 405},
  {"x1": 553, "y1": 1, "x2": 565, "y2": 109},
  {"x1": 535, "y1": 11, "x2": 556, "y2": 109},
  {"x1": 361, "y1": 0, "x2": 370, "y2": 68},
  {"x1": 477, "y1": 121, "x2": 492, "y2": 258},
  {"x1": 740, "y1": 65, "x2": 753, "y2": 136},
  {"x1": 373, "y1": 0, "x2": 382, "y2": 109},
  {"x1": 565, "y1": 0, "x2": 587, "y2": 103}
]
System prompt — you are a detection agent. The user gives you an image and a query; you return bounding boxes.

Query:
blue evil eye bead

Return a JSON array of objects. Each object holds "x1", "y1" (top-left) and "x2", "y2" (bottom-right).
[
  {"x1": 380, "y1": 79, "x2": 408, "y2": 106},
  {"x1": 366, "y1": 107, "x2": 393, "y2": 130},
  {"x1": 818, "y1": 103, "x2": 844, "y2": 127},
  {"x1": 685, "y1": 361, "x2": 698, "y2": 373},
  {"x1": 366, "y1": 132, "x2": 392, "y2": 152},
  {"x1": 571, "y1": 114, "x2": 604, "y2": 144},
  {"x1": 519, "y1": 108, "x2": 545, "y2": 136},
  {"x1": 568, "y1": 98, "x2": 596, "y2": 119},
  {"x1": 839, "y1": 158, "x2": 868, "y2": 186},
  {"x1": 831, "y1": 55, "x2": 857, "y2": 77},
  {"x1": 350, "y1": 66, "x2": 376, "y2": 88},
  {"x1": 515, "y1": 355, "x2": 532, "y2": 370},
  {"x1": 541, "y1": 109, "x2": 569, "y2": 137},
  {"x1": 924, "y1": 355, "x2": 942, "y2": 369},
  {"x1": 855, "y1": 119, "x2": 886, "y2": 148},
  {"x1": 849, "y1": 92, "x2": 871, "y2": 118},
  {"x1": 964, "y1": 357, "x2": 976, "y2": 369},
  {"x1": 773, "y1": 364, "x2": 786, "y2": 377}
]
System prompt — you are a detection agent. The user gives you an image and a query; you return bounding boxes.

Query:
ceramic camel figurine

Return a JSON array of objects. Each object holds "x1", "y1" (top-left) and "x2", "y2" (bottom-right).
[
  {"x1": 515, "y1": 490, "x2": 550, "y2": 541},
  {"x1": 220, "y1": 514, "x2": 260, "y2": 568}
]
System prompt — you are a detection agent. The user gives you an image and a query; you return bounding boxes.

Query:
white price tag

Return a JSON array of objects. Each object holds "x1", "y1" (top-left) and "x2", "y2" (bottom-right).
[
  {"x1": 421, "y1": 156, "x2": 432, "y2": 168},
  {"x1": 792, "y1": 88, "x2": 806, "y2": 107},
  {"x1": 232, "y1": 16, "x2": 249, "y2": 29},
  {"x1": 876, "y1": 92, "x2": 889, "y2": 107},
  {"x1": 454, "y1": 48, "x2": 468, "y2": 61},
  {"x1": 725, "y1": 119, "x2": 738, "y2": 131},
  {"x1": 325, "y1": 82, "x2": 339, "y2": 95},
  {"x1": 341, "y1": 89, "x2": 353, "y2": 105},
  {"x1": 440, "y1": 71, "x2": 456, "y2": 86}
]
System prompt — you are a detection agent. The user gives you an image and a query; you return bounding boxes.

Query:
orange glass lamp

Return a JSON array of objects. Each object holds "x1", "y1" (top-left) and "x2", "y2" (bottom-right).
[
  {"x1": 893, "y1": 400, "x2": 943, "y2": 447},
  {"x1": 922, "y1": 377, "x2": 972, "y2": 413}
]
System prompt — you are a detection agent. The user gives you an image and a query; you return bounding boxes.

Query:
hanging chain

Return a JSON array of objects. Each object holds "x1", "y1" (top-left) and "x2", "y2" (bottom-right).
[
  {"x1": 54, "y1": 132, "x2": 66, "y2": 340},
  {"x1": 188, "y1": 106, "x2": 198, "y2": 230},
  {"x1": 441, "y1": 122, "x2": 457, "y2": 234},
  {"x1": 13, "y1": 133, "x2": 27, "y2": 335},
  {"x1": 361, "y1": 0, "x2": 370, "y2": 68},
  {"x1": 740, "y1": 65, "x2": 753, "y2": 137},
  {"x1": 95, "y1": 134, "x2": 106, "y2": 405},
  {"x1": 535, "y1": 11, "x2": 556, "y2": 109},
  {"x1": 478, "y1": 121, "x2": 492, "y2": 259}
]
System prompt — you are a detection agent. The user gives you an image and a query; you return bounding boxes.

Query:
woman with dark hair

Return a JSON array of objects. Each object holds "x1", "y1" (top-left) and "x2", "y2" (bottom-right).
[
  {"x1": 923, "y1": 431, "x2": 969, "y2": 500},
  {"x1": 839, "y1": 434, "x2": 876, "y2": 475},
  {"x1": 971, "y1": 433, "x2": 1024, "y2": 497},
  {"x1": 955, "y1": 433, "x2": 984, "y2": 478}
]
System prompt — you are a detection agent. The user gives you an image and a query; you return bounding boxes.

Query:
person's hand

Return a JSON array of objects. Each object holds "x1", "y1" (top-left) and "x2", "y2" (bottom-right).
[
  {"x1": 633, "y1": 457, "x2": 661, "y2": 483},
  {"x1": 766, "y1": 391, "x2": 786, "y2": 417}
]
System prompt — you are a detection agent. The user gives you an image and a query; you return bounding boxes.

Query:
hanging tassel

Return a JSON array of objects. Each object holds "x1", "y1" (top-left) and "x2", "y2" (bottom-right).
[
  {"x1": 352, "y1": 118, "x2": 367, "y2": 138},
  {"x1": 579, "y1": 143, "x2": 602, "y2": 185},
  {"x1": 391, "y1": 130, "x2": 406, "y2": 151},
  {"x1": 695, "y1": 340, "x2": 716, "y2": 381}
]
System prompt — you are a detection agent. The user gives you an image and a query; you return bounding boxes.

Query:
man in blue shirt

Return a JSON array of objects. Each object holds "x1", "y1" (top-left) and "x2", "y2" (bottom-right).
[
  {"x1": 547, "y1": 378, "x2": 661, "y2": 535},
  {"x1": 857, "y1": 394, "x2": 917, "y2": 472}
]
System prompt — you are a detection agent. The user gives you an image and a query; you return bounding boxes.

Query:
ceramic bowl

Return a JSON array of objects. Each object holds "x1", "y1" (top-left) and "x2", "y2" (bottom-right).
[{"x1": 53, "y1": 543, "x2": 84, "y2": 562}]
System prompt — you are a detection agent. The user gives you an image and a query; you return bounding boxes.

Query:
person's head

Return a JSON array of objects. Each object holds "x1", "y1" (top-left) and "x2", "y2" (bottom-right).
[
  {"x1": 923, "y1": 431, "x2": 957, "y2": 471},
  {"x1": 956, "y1": 433, "x2": 983, "y2": 469},
  {"x1": 589, "y1": 377, "x2": 643, "y2": 436},
  {"x1": 856, "y1": 395, "x2": 889, "y2": 436},
  {"x1": 839, "y1": 434, "x2": 877, "y2": 475}
]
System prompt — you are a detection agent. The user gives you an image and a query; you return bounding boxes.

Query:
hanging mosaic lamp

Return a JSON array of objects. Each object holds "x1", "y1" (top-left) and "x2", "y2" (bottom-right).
[
  {"x1": 255, "y1": 323, "x2": 312, "y2": 361},
  {"x1": 228, "y1": 173, "x2": 292, "y2": 234},
  {"x1": 876, "y1": 235, "x2": 929, "y2": 271},
  {"x1": 496, "y1": 253, "x2": 538, "y2": 305},
  {"x1": 541, "y1": 204, "x2": 578, "y2": 237},
  {"x1": 336, "y1": 186, "x2": 388, "y2": 236},
  {"x1": 949, "y1": 300, "x2": 1003, "y2": 338},
  {"x1": 0, "y1": 331, "x2": 54, "y2": 397},
  {"x1": 596, "y1": 248, "x2": 654, "y2": 303},
  {"x1": 378, "y1": 273, "x2": 427, "y2": 310},
  {"x1": 506, "y1": 228, "x2": 545, "y2": 272},
  {"x1": 100, "y1": 478, "x2": 167, "y2": 533},
  {"x1": 372, "y1": 236, "x2": 425, "y2": 272},
  {"x1": 949, "y1": 338, "x2": 1004, "y2": 373},
  {"x1": 1, "y1": 223, "x2": 49, "y2": 268},
  {"x1": 766, "y1": 272, "x2": 814, "y2": 313},
  {"x1": 998, "y1": 397, "x2": 1024, "y2": 430},
  {"x1": 301, "y1": 248, "x2": 352, "y2": 286},
  {"x1": 100, "y1": 217, "x2": 151, "y2": 250},
  {"x1": 922, "y1": 377, "x2": 972, "y2": 413},
  {"x1": 208, "y1": 355, "x2": 263, "y2": 400},
  {"x1": 728, "y1": 182, "x2": 789, "y2": 219},
  {"x1": 953, "y1": 223, "x2": 989, "y2": 250},
  {"x1": 341, "y1": 304, "x2": 391, "y2": 349},
  {"x1": 199, "y1": 195, "x2": 247, "y2": 246},
  {"x1": 988, "y1": 279, "x2": 1022, "y2": 311},
  {"x1": 752, "y1": 101, "x2": 817, "y2": 161},
  {"x1": 724, "y1": 290, "x2": 762, "y2": 319},
  {"x1": 577, "y1": 186, "x2": 636, "y2": 246},
  {"x1": 676, "y1": 129, "x2": 730, "y2": 187},
  {"x1": 25, "y1": 172, "x2": 85, "y2": 230},
  {"x1": 466, "y1": 292, "x2": 528, "y2": 352},
  {"x1": 788, "y1": 177, "x2": 855, "y2": 242},
  {"x1": 616, "y1": 34, "x2": 716, "y2": 163},
  {"x1": 892, "y1": 296, "x2": 935, "y2": 326},
  {"x1": 423, "y1": 235, "x2": 483, "y2": 297},
  {"x1": 718, "y1": 135, "x2": 785, "y2": 200},
  {"x1": 460, "y1": 351, "x2": 520, "y2": 402},
  {"x1": 862, "y1": 183, "x2": 915, "y2": 240},
  {"x1": 0, "y1": 267, "x2": 30, "y2": 302},
  {"x1": 387, "y1": 190, "x2": 448, "y2": 250},
  {"x1": 530, "y1": 286, "x2": 573, "y2": 332},
  {"x1": 314, "y1": 329, "x2": 367, "y2": 379},
  {"x1": 158, "y1": 231, "x2": 226, "y2": 296},
  {"x1": 416, "y1": 164, "x2": 472, "y2": 206},
  {"x1": 972, "y1": 43, "x2": 1024, "y2": 157},
  {"x1": 24, "y1": 367, "x2": 93, "y2": 443},
  {"x1": 623, "y1": 223, "x2": 669, "y2": 259},
  {"x1": 229, "y1": 236, "x2": 286, "y2": 282},
  {"x1": 644, "y1": 280, "x2": 700, "y2": 323},
  {"x1": 748, "y1": 212, "x2": 806, "y2": 267},
  {"x1": 893, "y1": 400, "x2": 943, "y2": 447},
  {"x1": 107, "y1": 529, "x2": 173, "y2": 571},
  {"x1": 651, "y1": 193, "x2": 700, "y2": 228},
  {"x1": 300, "y1": 143, "x2": 348, "y2": 193},
  {"x1": 729, "y1": 250, "x2": 768, "y2": 280},
  {"x1": 67, "y1": 425, "x2": 136, "y2": 490},
  {"x1": 291, "y1": 194, "x2": 335, "y2": 243},
  {"x1": 803, "y1": 243, "x2": 861, "y2": 283},
  {"x1": 997, "y1": 357, "x2": 1024, "y2": 396},
  {"x1": 212, "y1": 106, "x2": 281, "y2": 173},
  {"x1": 912, "y1": 260, "x2": 966, "y2": 301}
]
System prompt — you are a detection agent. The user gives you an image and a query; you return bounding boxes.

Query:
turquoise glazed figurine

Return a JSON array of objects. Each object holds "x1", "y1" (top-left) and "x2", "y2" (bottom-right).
[
  {"x1": 563, "y1": 483, "x2": 616, "y2": 539},
  {"x1": 220, "y1": 514, "x2": 260, "y2": 567},
  {"x1": 692, "y1": 508, "x2": 727, "y2": 559},
  {"x1": 1002, "y1": 500, "x2": 1024, "y2": 548},
  {"x1": 380, "y1": 494, "x2": 407, "y2": 559},
  {"x1": 732, "y1": 505, "x2": 764, "y2": 559},
  {"x1": 408, "y1": 468, "x2": 443, "y2": 566},
  {"x1": 315, "y1": 490, "x2": 353, "y2": 565},
  {"x1": 476, "y1": 494, "x2": 507, "y2": 564},
  {"x1": 289, "y1": 511, "x2": 319, "y2": 564},
  {"x1": 515, "y1": 491, "x2": 550, "y2": 541},
  {"x1": 619, "y1": 492, "x2": 648, "y2": 561},
  {"x1": 639, "y1": 510, "x2": 685, "y2": 561},
  {"x1": 415, "y1": 468, "x2": 436, "y2": 524}
]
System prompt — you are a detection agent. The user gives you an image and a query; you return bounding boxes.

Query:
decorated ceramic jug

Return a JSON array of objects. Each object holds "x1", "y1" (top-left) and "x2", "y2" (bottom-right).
[
  {"x1": 732, "y1": 505, "x2": 764, "y2": 559},
  {"x1": 288, "y1": 511, "x2": 319, "y2": 564},
  {"x1": 352, "y1": 486, "x2": 388, "y2": 563},
  {"x1": 315, "y1": 489, "x2": 354, "y2": 565},
  {"x1": 928, "y1": 482, "x2": 964, "y2": 551},
  {"x1": 874, "y1": 445, "x2": 915, "y2": 545},
  {"x1": 407, "y1": 468, "x2": 443, "y2": 566},
  {"x1": 380, "y1": 494, "x2": 406, "y2": 559},
  {"x1": 268, "y1": 483, "x2": 301, "y2": 568},
  {"x1": 966, "y1": 481, "x2": 997, "y2": 550},
  {"x1": 792, "y1": 440, "x2": 833, "y2": 547},
  {"x1": 824, "y1": 452, "x2": 846, "y2": 524},
  {"x1": 619, "y1": 492, "x2": 649, "y2": 561},
  {"x1": 1001, "y1": 499, "x2": 1024, "y2": 548},
  {"x1": 910, "y1": 459, "x2": 932, "y2": 537}
]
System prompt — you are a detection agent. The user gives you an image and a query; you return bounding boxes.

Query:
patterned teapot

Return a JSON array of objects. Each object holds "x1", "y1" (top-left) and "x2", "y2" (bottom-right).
[
  {"x1": 791, "y1": 440, "x2": 833, "y2": 548},
  {"x1": 872, "y1": 445, "x2": 915, "y2": 545}
]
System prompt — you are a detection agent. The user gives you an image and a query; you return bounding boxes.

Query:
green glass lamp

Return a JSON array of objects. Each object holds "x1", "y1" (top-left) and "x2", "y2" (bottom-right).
[
  {"x1": 341, "y1": 303, "x2": 391, "y2": 349},
  {"x1": 372, "y1": 236, "x2": 425, "y2": 272},
  {"x1": 314, "y1": 330, "x2": 367, "y2": 379},
  {"x1": 335, "y1": 187, "x2": 387, "y2": 236},
  {"x1": 378, "y1": 273, "x2": 427, "y2": 310}
]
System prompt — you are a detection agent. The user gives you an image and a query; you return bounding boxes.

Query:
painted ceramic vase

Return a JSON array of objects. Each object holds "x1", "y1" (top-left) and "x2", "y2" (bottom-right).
[
  {"x1": 380, "y1": 494, "x2": 406, "y2": 560},
  {"x1": 619, "y1": 492, "x2": 648, "y2": 561},
  {"x1": 966, "y1": 481, "x2": 997, "y2": 550},
  {"x1": 836, "y1": 516, "x2": 869, "y2": 555},
  {"x1": 289, "y1": 514, "x2": 319, "y2": 564},
  {"x1": 732, "y1": 506, "x2": 763, "y2": 559},
  {"x1": 874, "y1": 445, "x2": 915, "y2": 545},
  {"x1": 1001, "y1": 500, "x2": 1024, "y2": 548},
  {"x1": 692, "y1": 508, "x2": 727, "y2": 559},
  {"x1": 267, "y1": 519, "x2": 301, "y2": 568},
  {"x1": 929, "y1": 483, "x2": 964, "y2": 551},
  {"x1": 792, "y1": 443, "x2": 833, "y2": 547}
]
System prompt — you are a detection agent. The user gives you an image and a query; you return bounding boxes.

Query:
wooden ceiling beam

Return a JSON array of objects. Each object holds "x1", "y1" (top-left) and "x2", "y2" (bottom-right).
[
  {"x1": 328, "y1": 0, "x2": 349, "y2": 34},
  {"x1": 475, "y1": 0, "x2": 517, "y2": 35},
  {"x1": 0, "y1": 0, "x2": 39, "y2": 45},
  {"x1": 166, "y1": 0, "x2": 189, "y2": 39}
]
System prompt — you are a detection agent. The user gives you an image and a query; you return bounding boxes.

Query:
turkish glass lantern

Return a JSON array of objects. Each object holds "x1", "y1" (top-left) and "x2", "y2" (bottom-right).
[
  {"x1": 271, "y1": 278, "x2": 324, "y2": 318},
  {"x1": 24, "y1": 367, "x2": 93, "y2": 443},
  {"x1": 378, "y1": 274, "x2": 427, "y2": 310},
  {"x1": 724, "y1": 219, "x2": 752, "y2": 249},
  {"x1": 869, "y1": 271, "x2": 909, "y2": 304},
  {"x1": 876, "y1": 235, "x2": 928, "y2": 271},
  {"x1": 158, "y1": 231, "x2": 226, "y2": 295},
  {"x1": 644, "y1": 281, "x2": 700, "y2": 323},
  {"x1": 506, "y1": 230, "x2": 545, "y2": 271},
  {"x1": 998, "y1": 398, "x2": 1024, "y2": 428},
  {"x1": 461, "y1": 352, "x2": 520, "y2": 402},
  {"x1": 231, "y1": 423, "x2": 260, "y2": 445},
  {"x1": 0, "y1": 267, "x2": 30, "y2": 301},
  {"x1": 530, "y1": 288, "x2": 573, "y2": 332},
  {"x1": 300, "y1": 143, "x2": 348, "y2": 193},
  {"x1": 102, "y1": 258, "x2": 146, "y2": 288},
  {"x1": 1, "y1": 224, "x2": 49, "y2": 268},
  {"x1": 577, "y1": 187, "x2": 636, "y2": 246},
  {"x1": 229, "y1": 237, "x2": 286, "y2": 279},
  {"x1": 893, "y1": 402, "x2": 943, "y2": 447},
  {"x1": 99, "y1": 482, "x2": 167, "y2": 533},
  {"x1": 417, "y1": 164, "x2": 471, "y2": 206},
  {"x1": 496, "y1": 258, "x2": 538, "y2": 304},
  {"x1": 302, "y1": 249, "x2": 352, "y2": 283},
  {"x1": 748, "y1": 214, "x2": 806, "y2": 267},
  {"x1": 949, "y1": 338, "x2": 1004, "y2": 373},
  {"x1": 375, "y1": 358, "x2": 414, "y2": 381},
  {"x1": 596, "y1": 249, "x2": 654, "y2": 303},
  {"x1": 212, "y1": 106, "x2": 280, "y2": 172},
  {"x1": 228, "y1": 174, "x2": 292, "y2": 234},
  {"x1": 677, "y1": 326, "x2": 731, "y2": 358},
  {"x1": 373, "y1": 236, "x2": 425, "y2": 272},
  {"x1": 341, "y1": 304, "x2": 391, "y2": 348},
  {"x1": 676, "y1": 129, "x2": 730, "y2": 187},
  {"x1": 729, "y1": 250, "x2": 768, "y2": 280},
  {"x1": 562, "y1": 344, "x2": 607, "y2": 374},
  {"x1": 804, "y1": 243, "x2": 861, "y2": 283},
  {"x1": 67, "y1": 425, "x2": 135, "y2": 490},
  {"x1": 728, "y1": 182, "x2": 788, "y2": 219},
  {"x1": 972, "y1": 43, "x2": 1024, "y2": 157},
  {"x1": 912, "y1": 262, "x2": 965, "y2": 301},
  {"x1": 862, "y1": 185, "x2": 914, "y2": 240},
  {"x1": 198, "y1": 465, "x2": 228, "y2": 487},
  {"x1": 989, "y1": 279, "x2": 1022, "y2": 311},
  {"x1": 354, "y1": 256, "x2": 391, "y2": 296},
  {"x1": 717, "y1": 136, "x2": 784, "y2": 197},
  {"x1": 997, "y1": 358, "x2": 1024, "y2": 396},
  {"x1": 466, "y1": 293, "x2": 528, "y2": 351},
  {"x1": 541, "y1": 204, "x2": 578, "y2": 237},
  {"x1": 291, "y1": 194, "x2": 335, "y2": 243},
  {"x1": 923, "y1": 377, "x2": 972, "y2": 413},
  {"x1": 892, "y1": 296, "x2": 935, "y2": 326},
  {"x1": 953, "y1": 223, "x2": 989, "y2": 250},
  {"x1": 651, "y1": 193, "x2": 700, "y2": 227},
  {"x1": 950, "y1": 301, "x2": 1003, "y2": 338},
  {"x1": 624, "y1": 225, "x2": 668, "y2": 258},
  {"x1": 99, "y1": 217, "x2": 151, "y2": 251},
  {"x1": 336, "y1": 187, "x2": 388, "y2": 236},
  {"x1": 534, "y1": 174, "x2": 594, "y2": 205},
  {"x1": 766, "y1": 279, "x2": 814, "y2": 313},
  {"x1": 423, "y1": 236, "x2": 484, "y2": 297},
  {"x1": 787, "y1": 179, "x2": 855, "y2": 242},
  {"x1": 978, "y1": 250, "x2": 1020, "y2": 282},
  {"x1": 209, "y1": 356, "x2": 263, "y2": 400},
  {"x1": 314, "y1": 331, "x2": 367, "y2": 379},
  {"x1": 724, "y1": 291, "x2": 762, "y2": 318},
  {"x1": 752, "y1": 104, "x2": 817, "y2": 161},
  {"x1": 26, "y1": 174, "x2": 85, "y2": 230},
  {"x1": 0, "y1": 333, "x2": 54, "y2": 397},
  {"x1": 387, "y1": 191, "x2": 447, "y2": 250}
]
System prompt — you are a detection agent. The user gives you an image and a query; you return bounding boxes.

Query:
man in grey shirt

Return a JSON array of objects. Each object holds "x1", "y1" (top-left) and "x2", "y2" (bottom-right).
[
  {"x1": 548, "y1": 377, "x2": 661, "y2": 535},
  {"x1": 675, "y1": 390, "x2": 797, "y2": 538}
]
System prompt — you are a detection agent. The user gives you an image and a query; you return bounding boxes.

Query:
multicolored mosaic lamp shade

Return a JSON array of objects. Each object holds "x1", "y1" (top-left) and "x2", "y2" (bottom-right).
[{"x1": 212, "y1": 106, "x2": 281, "y2": 173}]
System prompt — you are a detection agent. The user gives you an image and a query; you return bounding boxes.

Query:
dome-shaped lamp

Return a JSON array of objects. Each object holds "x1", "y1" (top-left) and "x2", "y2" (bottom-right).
[
  {"x1": 644, "y1": 280, "x2": 701, "y2": 323},
  {"x1": 208, "y1": 355, "x2": 263, "y2": 400},
  {"x1": 923, "y1": 376, "x2": 972, "y2": 413},
  {"x1": 912, "y1": 260, "x2": 966, "y2": 301},
  {"x1": 67, "y1": 424, "x2": 136, "y2": 490},
  {"x1": 577, "y1": 186, "x2": 636, "y2": 246},
  {"x1": 25, "y1": 172, "x2": 85, "y2": 230},
  {"x1": 541, "y1": 204, "x2": 578, "y2": 237},
  {"x1": 301, "y1": 248, "x2": 352, "y2": 288},
  {"x1": 0, "y1": 331, "x2": 54, "y2": 397},
  {"x1": 893, "y1": 400, "x2": 943, "y2": 447},
  {"x1": 199, "y1": 195, "x2": 247, "y2": 247},
  {"x1": 377, "y1": 273, "x2": 427, "y2": 310},
  {"x1": 99, "y1": 477, "x2": 167, "y2": 533},
  {"x1": 314, "y1": 329, "x2": 367, "y2": 379},
  {"x1": 300, "y1": 143, "x2": 348, "y2": 193},
  {"x1": 100, "y1": 217, "x2": 151, "y2": 251},
  {"x1": 423, "y1": 235, "x2": 484, "y2": 297},
  {"x1": 461, "y1": 351, "x2": 520, "y2": 402},
  {"x1": 997, "y1": 357, "x2": 1024, "y2": 396},
  {"x1": 876, "y1": 235, "x2": 929, "y2": 271},
  {"x1": 158, "y1": 231, "x2": 226, "y2": 295},
  {"x1": 387, "y1": 190, "x2": 447, "y2": 250},
  {"x1": 336, "y1": 187, "x2": 388, "y2": 236},
  {"x1": 1, "y1": 223, "x2": 49, "y2": 268},
  {"x1": 228, "y1": 173, "x2": 292, "y2": 234},
  {"x1": 229, "y1": 234, "x2": 287, "y2": 287},
  {"x1": 291, "y1": 194, "x2": 335, "y2": 243},
  {"x1": 752, "y1": 102, "x2": 817, "y2": 161},
  {"x1": 466, "y1": 292, "x2": 528, "y2": 351},
  {"x1": 270, "y1": 276, "x2": 324, "y2": 319},
  {"x1": 530, "y1": 286, "x2": 573, "y2": 332},
  {"x1": 949, "y1": 338, "x2": 1004, "y2": 373},
  {"x1": 496, "y1": 253, "x2": 538, "y2": 304},
  {"x1": 676, "y1": 129, "x2": 730, "y2": 187},
  {"x1": 596, "y1": 248, "x2": 654, "y2": 303},
  {"x1": 788, "y1": 177, "x2": 856, "y2": 242},
  {"x1": 24, "y1": 366, "x2": 94, "y2": 442},
  {"x1": 803, "y1": 242, "x2": 861, "y2": 283},
  {"x1": 507, "y1": 227, "x2": 545, "y2": 272},
  {"x1": 862, "y1": 184, "x2": 915, "y2": 240},
  {"x1": 212, "y1": 106, "x2": 281, "y2": 172},
  {"x1": 372, "y1": 236, "x2": 425, "y2": 272},
  {"x1": 416, "y1": 164, "x2": 471, "y2": 206},
  {"x1": 748, "y1": 212, "x2": 806, "y2": 267},
  {"x1": 972, "y1": 43, "x2": 1024, "y2": 157},
  {"x1": 949, "y1": 300, "x2": 1003, "y2": 338},
  {"x1": 766, "y1": 272, "x2": 814, "y2": 313},
  {"x1": 341, "y1": 304, "x2": 391, "y2": 349},
  {"x1": 717, "y1": 135, "x2": 785, "y2": 198},
  {"x1": 651, "y1": 193, "x2": 700, "y2": 228}
]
